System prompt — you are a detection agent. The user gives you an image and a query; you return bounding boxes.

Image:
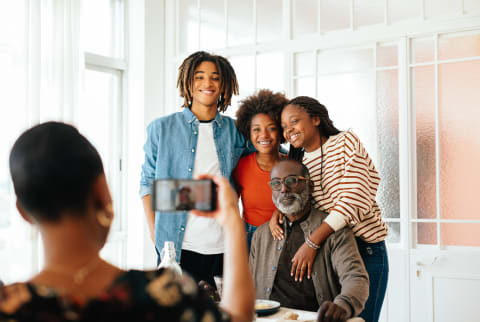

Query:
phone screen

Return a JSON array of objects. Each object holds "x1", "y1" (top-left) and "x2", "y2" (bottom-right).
[{"x1": 152, "y1": 179, "x2": 216, "y2": 212}]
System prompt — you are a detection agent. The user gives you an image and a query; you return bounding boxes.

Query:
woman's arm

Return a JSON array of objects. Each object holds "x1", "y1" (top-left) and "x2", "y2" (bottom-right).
[{"x1": 191, "y1": 175, "x2": 255, "y2": 322}]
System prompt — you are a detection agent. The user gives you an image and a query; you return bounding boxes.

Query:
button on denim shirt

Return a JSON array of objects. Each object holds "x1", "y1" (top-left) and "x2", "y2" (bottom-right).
[{"x1": 140, "y1": 108, "x2": 246, "y2": 263}]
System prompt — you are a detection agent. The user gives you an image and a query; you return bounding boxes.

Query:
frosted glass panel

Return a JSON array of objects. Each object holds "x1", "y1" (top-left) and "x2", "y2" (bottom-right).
[
  {"x1": 425, "y1": 0, "x2": 462, "y2": 19},
  {"x1": 465, "y1": 0, "x2": 480, "y2": 14},
  {"x1": 386, "y1": 222, "x2": 400, "y2": 243},
  {"x1": 318, "y1": 48, "x2": 373, "y2": 74},
  {"x1": 388, "y1": 0, "x2": 421, "y2": 24},
  {"x1": 413, "y1": 66, "x2": 436, "y2": 219},
  {"x1": 256, "y1": 52, "x2": 284, "y2": 92},
  {"x1": 416, "y1": 222, "x2": 437, "y2": 245},
  {"x1": 441, "y1": 223, "x2": 480, "y2": 247},
  {"x1": 228, "y1": 55, "x2": 255, "y2": 118},
  {"x1": 294, "y1": 51, "x2": 315, "y2": 76},
  {"x1": 354, "y1": 0, "x2": 384, "y2": 28},
  {"x1": 294, "y1": 0, "x2": 318, "y2": 37},
  {"x1": 179, "y1": 0, "x2": 198, "y2": 54},
  {"x1": 227, "y1": 0, "x2": 253, "y2": 46},
  {"x1": 376, "y1": 70, "x2": 399, "y2": 219},
  {"x1": 294, "y1": 77, "x2": 315, "y2": 97},
  {"x1": 200, "y1": 0, "x2": 225, "y2": 50},
  {"x1": 257, "y1": 0, "x2": 282, "y2": 43},
  {"x1": 438, "y1": 32, "x2": 480, "y2": 60},
  {"x1": 411, "y1": 38, "x2": 434, "y2": 63},
  {"x1": 438, "y1": 61, "x2": 480, "y2": 220},
  {"x1": 317, "y1": 72, "x2": 377, "y2": 159},
  {"x1": 320, "y1": 0, "x2": 351, "y2": 32},
  {"x1": 376, "y1": 44, "x2": 398, "y2": 67}
]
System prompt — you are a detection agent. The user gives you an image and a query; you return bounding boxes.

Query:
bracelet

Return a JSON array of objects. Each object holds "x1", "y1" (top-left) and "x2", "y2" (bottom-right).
[{"x1": 305, "y1": 236, "x2": 321, "y2": 250}]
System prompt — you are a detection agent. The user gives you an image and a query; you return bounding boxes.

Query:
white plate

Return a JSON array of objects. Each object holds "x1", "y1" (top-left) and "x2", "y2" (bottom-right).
[{"x1": 255, "y1": 299, "x2": 281, "y2": 316}]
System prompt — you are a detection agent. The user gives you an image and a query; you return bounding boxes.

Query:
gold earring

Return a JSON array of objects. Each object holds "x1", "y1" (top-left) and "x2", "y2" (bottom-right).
[{"x1": 97, "y1": 204, "x2": 114, "y2": 228}]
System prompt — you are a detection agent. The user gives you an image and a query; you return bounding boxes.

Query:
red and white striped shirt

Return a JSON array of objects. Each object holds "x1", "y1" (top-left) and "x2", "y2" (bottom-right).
[{"x1": 303, "y1": 131, "x2": 388, "y2": 243}]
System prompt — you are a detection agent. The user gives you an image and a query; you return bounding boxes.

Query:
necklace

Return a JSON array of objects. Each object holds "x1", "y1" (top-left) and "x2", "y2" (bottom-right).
[{"x1": 43, "y1": 256, "x2": 101, "y2": 285}]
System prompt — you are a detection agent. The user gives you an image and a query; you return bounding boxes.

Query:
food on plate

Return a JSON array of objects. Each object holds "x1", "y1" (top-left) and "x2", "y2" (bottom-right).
[
  {"x1": 283, "y1": 311, "x2": 299, "y2": 320},
  {"x1": 255, "y1": 303, "x2": 272, "y2": 310}
]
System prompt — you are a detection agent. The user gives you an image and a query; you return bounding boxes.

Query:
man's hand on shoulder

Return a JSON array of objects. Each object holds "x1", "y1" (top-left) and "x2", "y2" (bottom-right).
[{"x1": 317, "y1": 301, "x2": 347, "y2": 322}]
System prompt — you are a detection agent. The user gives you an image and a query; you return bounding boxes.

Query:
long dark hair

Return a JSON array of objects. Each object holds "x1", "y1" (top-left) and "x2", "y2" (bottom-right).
[{"x1": 285, "y1": 96, "x2": 341, "y2": 161}]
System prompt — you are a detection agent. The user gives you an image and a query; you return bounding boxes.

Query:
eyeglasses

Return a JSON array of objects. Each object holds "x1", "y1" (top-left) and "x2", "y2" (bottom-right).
[{"x1": 268, "y1": 175, "x2": 308, "y2": 191}]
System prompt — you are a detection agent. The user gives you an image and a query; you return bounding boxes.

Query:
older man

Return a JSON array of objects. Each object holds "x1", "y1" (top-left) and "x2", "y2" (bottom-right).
[{"x1": 249, "y1": 160, "x2": 369, "y2": 321}]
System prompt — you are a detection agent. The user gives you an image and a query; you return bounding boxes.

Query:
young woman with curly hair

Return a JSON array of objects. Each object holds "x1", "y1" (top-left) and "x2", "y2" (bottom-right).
[{"x1": 233, "y1": 89, "x2": 289, "y2": 249}]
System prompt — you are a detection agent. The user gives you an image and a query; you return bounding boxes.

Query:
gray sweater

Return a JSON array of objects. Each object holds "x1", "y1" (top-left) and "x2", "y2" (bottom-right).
[{"x1": 249, "y1": 208, "x2": 369, "y2": 318}]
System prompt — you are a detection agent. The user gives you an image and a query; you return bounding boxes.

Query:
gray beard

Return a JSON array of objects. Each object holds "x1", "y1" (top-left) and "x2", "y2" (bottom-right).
[{"x1": 272, "y1": 186, "x2": 310, "y2": 215}]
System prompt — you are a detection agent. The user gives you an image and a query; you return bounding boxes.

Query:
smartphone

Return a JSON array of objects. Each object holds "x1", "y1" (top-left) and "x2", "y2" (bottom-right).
[{"x1": 152, "y1": 179, "x2": 217, "y2": 212}]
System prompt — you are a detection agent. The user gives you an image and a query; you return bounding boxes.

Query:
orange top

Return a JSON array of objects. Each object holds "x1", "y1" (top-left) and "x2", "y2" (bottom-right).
[{"x1": 233, "y1": 153, "x2": 276, "y2": 227}]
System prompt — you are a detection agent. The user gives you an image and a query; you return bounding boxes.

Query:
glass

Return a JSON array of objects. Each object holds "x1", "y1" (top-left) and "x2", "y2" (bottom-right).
[
  {"x1": 294, "y1": 77, "x2": 315, "y2": 97},
  {"x1": 100, "y1": 240, "x2": 125, "y2": 268},
  {"x1": 268, "y1": 175, "x2": 308, "y2": 191},
  {"x1": 293, "y1": 0, "x2": 318, "y2": 37},
  {"x1": 294, "y1": 51, "x2": 315, "y2": 77},
  {"x1": 385, "y1": 222, "x2": 400, "y2": 243},
  {"x1": 438, "y1": 32, "x2": 480, "y2": 61},
  {"x1": 257, "y1": 0, "x2": 282, "y2": 43},
  {"x1": 416, "y1": 222, "x2": 437, "y2": 245},
  {"x1": 82, "y1": 0, "x2": 124, "y2": 58},
  {"x1": 376, "y1": 44, "x2": 398, "y2": 67},
  {"x1": 320, "y1": 0, "x2": 350, "y2": 32},
  {"x1": 227, "y1": 0, "x2": 253, "y2": 46},
  {"x1": 200, "y1": 0, "x2": 225, "y2": 50},
  {"x1": 317, "y1": 48, "x2": 373, "y2": 75},
  {"x1": 438, "y1": 61, "x2": 480, "y2": 220},
  {"x1": 425, "y1": 0, "x2": 462, "y2": 19},
  {"x1": 376, "y1": 70, "x2": 400, "y2": 219},
  {"x1": 441, "y1": 223, "x2": 480, "y2": 247},
  {"x1": 411, "y1": 38, "x2": 434, "y2": 64},
  {"x1": 413, "y1": 65, "x2": 436, "y2": 219},
  {"x1": 354, "y1": 0, "x2": 384, "y2": 28},
  {"x1": 179, "y1": 0, "x2": 199, "y2": 54},
  {"x1": 388, "y1": 0, "x2": 421, "y2": 24},
  {"x1": 465, "y1": 0, "x2": 480, "y2": 14},
  {"x1": 226, "y1": 55, "x2": 255, "y2": 119},
  {"x1": 256, "y1": 52, "x2": 285, "y2": 92}
]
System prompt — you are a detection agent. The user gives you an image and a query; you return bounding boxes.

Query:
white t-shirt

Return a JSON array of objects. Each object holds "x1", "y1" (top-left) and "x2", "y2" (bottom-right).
[{"x1": 181, "y1": 121, "x2": 224, "y2": 254}]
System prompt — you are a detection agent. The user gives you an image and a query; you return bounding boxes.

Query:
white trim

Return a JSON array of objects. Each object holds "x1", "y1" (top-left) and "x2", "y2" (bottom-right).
[
  {"x1": 411, "y1": 219, "x2": 480, "y2": 224},
  {"x1": 433, "y1": 33, "x2": 441, "y2": 249},
  {"x1": 84, "y1": 52, "x2": 127, "y2": 71}
]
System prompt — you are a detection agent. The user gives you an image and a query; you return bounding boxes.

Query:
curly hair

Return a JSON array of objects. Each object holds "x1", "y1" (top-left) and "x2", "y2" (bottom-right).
[
  {"x1": 235, "y1": 89, "x2": 289, "y2": 143},
  {"x1": 177, "y1": 51, "x2": 239, "y2": 112},
  {"x1": 285, "y1": 96, "x2": 341, "y2": 161}
]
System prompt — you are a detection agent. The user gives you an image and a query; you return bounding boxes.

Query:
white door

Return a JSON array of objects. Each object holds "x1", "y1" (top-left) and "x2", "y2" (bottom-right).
[{"x1": 409, "y1": 30, "x2": 480, "y2": 322}]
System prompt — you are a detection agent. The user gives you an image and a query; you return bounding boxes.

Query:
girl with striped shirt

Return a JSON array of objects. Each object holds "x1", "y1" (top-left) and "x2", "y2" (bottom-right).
[{"x1": 270, "y1": 96, "x2": 389, "y2": 322}]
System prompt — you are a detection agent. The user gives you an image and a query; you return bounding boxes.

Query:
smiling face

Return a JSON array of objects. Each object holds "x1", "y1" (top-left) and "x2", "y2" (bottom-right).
[
  {"x1": 191, "y1": 61, "x2": 222, "y2": 110},
  {"x1": 250, "y1": 113, "x2": 281, "y2": 155},
  {"x1": 281, "y1": 104, "x2": 322, "y2": 152}
]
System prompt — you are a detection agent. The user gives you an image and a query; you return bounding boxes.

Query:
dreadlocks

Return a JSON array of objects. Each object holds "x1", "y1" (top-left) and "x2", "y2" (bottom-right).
[
  {"x1": 285, "y1": 96, "x2": 341, "y2": 161},
  {"x1": 177, "y1": 51, "x2": 239, "y2": 112}
]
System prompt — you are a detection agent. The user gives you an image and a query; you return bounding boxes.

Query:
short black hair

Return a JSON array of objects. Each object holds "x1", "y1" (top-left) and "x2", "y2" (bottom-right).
[
  {"x1": 177, "y1": 51, "x2": 239, "y2": 112},
  {"x1": 9, "y1": 122, "x2": 104, "y2": 222},
  {"x1": 235, "y1": 89, "x2": 288, "y2": 143}
]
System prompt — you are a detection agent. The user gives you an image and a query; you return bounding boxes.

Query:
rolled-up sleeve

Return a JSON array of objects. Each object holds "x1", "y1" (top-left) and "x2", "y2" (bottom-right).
[{"x1": 140, "y1": 121, "x2": 159, "y2": 198}]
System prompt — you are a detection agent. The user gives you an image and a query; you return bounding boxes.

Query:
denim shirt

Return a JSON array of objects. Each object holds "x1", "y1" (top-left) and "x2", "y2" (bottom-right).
[{"x1": 140, "y1": 108, "x2": 246, "y2": 262}]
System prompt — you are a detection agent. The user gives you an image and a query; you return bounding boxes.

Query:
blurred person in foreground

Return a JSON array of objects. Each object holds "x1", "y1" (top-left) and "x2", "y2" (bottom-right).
[
  {"x1": 0, "y1": 122, "x2": 254, "y2": 322},
  {"x1": 249, "y1": 160, "x2": 368, "y2": 322}
]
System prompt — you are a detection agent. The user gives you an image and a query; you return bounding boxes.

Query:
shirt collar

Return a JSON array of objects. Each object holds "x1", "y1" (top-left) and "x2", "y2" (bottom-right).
[{"x1": 182, "y1": 107, "x2": 223, "y2": 127}]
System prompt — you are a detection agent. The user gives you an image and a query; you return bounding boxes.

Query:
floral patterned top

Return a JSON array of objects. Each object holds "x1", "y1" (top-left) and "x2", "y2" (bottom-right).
[{"x1": 0, "y1": 269, "x2": 230, "y2": 322}]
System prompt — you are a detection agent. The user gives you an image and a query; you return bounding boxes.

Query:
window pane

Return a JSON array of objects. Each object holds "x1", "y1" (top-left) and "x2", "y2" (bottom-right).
[
  {"x1": 318, "y1": 48, "x2": 373, "y2": 74},
  {"x1": 227, "y1": 55, "x2": 255, "y2": 118},
  {"x1": 416, "y1": 222, "x2": 437, "y2": 245},
  {"x1": 82, "y1": 0, "x2": 123, "y2": 58},
  {"x1": 441, "y1": 223, "x2": 480, "y2": 247},
  {"x1": 438, "y1": 32, "x2": 480, "y2": 61},
  {"x1": 257, "y1": 0, "x2": 282, "y2": 43},
  {"x1": 465, "y1": 0, "x2": 480, "y2": 14},
  {"x1": 200, "y1": 0, "x2": 225, "y2": 50},
  {"x1": 320, "y1": 0, "x2": 351, "y2": 32},
  {"x1": 411, "y1": 38, "x2": 434, "y2": 64},
  {"x1": 438, "y1": 60, "x2": 480, "y2": 220},
  {"x1": 354, "y1": 0, "x2": 384, "y2": 28},
  {"x1": 376, "y1": 70, "x2": 400, "y2": 219},
  {"x1": 101, "y1": 239, "x2": 126, "y2": 267},
  {"x1": 294, "y1": 51, "x2": 315, "y2": 77},
  {"x1": 179, "y1": 0, "x2": 198, "y2": 54},
  {"x1": 256, "y1": 52, "x2": 285, "y2": 92},
  {"x1": 227, "y1": 0, "x2": 253, "y2": 46},
  {"x1": 425, "y1": 0, "x2": 462, "y2": 19},
  {"x1": 376, "y1": 43, "x2": 398, "y2": 67},
  {"x1": 386, "y1": 222, "x2": 400, "y2": 243},
  {"x1": 413, "y1": 65, "x2": 436, "y2": 220},
  {"x1": 294, "y1": 0, "x2": 318, "y2": 37},
  {"x1": 294, "y1": 77, "x2": 315, "y2": 97},
  {"x1": 388, "y1": 0, "x2": 421, "y2": 24}
]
